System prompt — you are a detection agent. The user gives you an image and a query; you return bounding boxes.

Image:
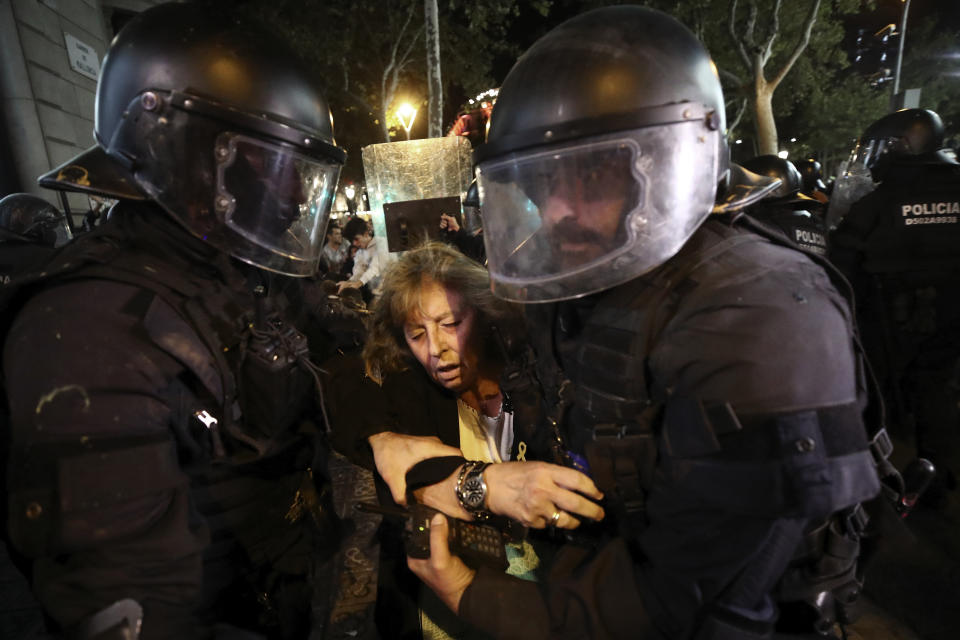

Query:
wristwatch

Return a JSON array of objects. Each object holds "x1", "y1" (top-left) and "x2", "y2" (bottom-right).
[{"x1": 456, "y1": 460, "x2": 491, "y2": 518}]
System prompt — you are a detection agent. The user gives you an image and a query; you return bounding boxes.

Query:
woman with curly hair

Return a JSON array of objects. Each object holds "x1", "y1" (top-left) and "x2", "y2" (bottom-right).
[{"x1": 348, "y1": 242, "x2": 603, "y2": 639}]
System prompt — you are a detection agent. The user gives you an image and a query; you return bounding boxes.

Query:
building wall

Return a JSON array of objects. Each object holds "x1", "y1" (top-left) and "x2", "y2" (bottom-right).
[{"x1": 0, "y1": 0, "x2": 165, "y2": 213}]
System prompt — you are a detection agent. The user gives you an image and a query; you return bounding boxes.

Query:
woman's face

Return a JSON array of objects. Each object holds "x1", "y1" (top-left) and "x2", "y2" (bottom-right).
[{"x1": 403, "y1": 279, "x2": 480, "y2": 394}]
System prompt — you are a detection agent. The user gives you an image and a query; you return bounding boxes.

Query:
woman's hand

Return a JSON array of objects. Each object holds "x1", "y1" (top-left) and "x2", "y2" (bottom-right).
[
  {"x1": 407, "y1": 512, "x2": 476, "y2": 614},
  {"x1": 368, "y1": 432, "x2": 463, "y2": 505},
  {"x1": 484, "y1": 461, "x2": 605, "y2": 528}
]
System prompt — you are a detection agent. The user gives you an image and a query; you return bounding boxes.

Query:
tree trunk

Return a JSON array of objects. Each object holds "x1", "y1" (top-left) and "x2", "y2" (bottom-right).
[
  {"x1": 754, "y1": 79, "x2": 778, "y2": 156},
  {"x1": 424, "y1": 0, "x2": 443, "y2": 138}
]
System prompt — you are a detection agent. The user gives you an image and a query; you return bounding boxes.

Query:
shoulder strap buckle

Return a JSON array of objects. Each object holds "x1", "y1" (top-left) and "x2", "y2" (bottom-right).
[{"x1": 869, "y1": 427, "x2": 893, "y2": 463}]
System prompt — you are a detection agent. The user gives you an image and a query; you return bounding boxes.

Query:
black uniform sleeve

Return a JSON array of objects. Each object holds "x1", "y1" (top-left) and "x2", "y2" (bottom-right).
[
  {"x1": 324, "y1": 356, "x2": 459, "y2": 468},
  {"x1": 323, "y1": 353, "x2": 390, "y2": 469},
  {"x1": 443, "y1": 228, "x2": 486, "y2": 265},
  {"x1": 3, "y1": 280, "x2": 209, "y2": 638}
]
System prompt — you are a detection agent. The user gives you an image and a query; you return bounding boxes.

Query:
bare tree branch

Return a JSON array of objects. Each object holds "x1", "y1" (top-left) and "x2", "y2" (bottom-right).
[
  {"x1": 770, "y1": 0, "x2": 821, "y2": 89},
  {"x1": 719, "y1": 68, "x2": 744, "y2": 88},
  {"x1": 744, "y1": 0, "x2": 758, "y2": 49},
  {"x1": 728, "y1": 0, "x2": 752, "y2": 69},
  {"x1": 761, "y1": 0, "x2": 782, "y2": 67},
  {"x1": 728, "y1": 98, "x2": 749, "y2": 135},
  {"x1": 379, "y1": 2, "x2": 421, "y2": 139}
]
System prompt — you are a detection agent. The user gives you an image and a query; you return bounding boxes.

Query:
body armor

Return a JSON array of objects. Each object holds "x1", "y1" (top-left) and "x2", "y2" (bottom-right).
[
  {"x1": 2, "y1": 204, "x2": 339, "y2": 635},
  {"x1": 510, "y1": 215, "x2": 883, "y2": 637}
]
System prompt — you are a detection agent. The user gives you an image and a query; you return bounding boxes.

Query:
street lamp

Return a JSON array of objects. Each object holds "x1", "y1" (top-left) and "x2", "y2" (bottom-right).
[
  {"x1": 344, "y1": 184, "x2": 356, "y2": 214},
  {"x1": 397, "y1": 103, "x2": 417, "y2": 140},
  {"x1": 891, "y1": 0, "x2": 913, "y2": 109}
]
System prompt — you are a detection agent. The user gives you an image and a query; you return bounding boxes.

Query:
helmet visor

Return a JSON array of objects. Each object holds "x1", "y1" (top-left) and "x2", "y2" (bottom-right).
[
  {"x1": 478, "y1": 122, "x2": 719, "y2": 302},
  {"x1": 215, "y1": 133, "x2": 340, "y2": 267},
  {"x1": 848, "y1": 136, "x2": 903, "y2": 174}
]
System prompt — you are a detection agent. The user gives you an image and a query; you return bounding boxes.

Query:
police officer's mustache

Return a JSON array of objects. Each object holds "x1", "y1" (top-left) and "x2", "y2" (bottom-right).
[{"x1": 547, "y1": 217, "x2": 609, "y2": 248}]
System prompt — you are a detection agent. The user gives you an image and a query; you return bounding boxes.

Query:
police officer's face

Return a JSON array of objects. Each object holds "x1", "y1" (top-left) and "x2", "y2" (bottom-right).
[
  {"x1": 538, "y1": 157, "x2": 632, "y2": 266},
  {"x1": 403, "y1": 280, "x2": 480, "y2": 394}
]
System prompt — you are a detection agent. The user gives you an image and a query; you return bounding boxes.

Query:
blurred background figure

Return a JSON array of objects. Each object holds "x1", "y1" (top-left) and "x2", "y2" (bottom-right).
[
  {"x1": 0, "y1": 193, "x2": 73, "y2": 286},
  {"x1": 0, "y1": 193, "x2": 72, "y2": 248},
  {"x1": 339, "y1": 216, "x2": 389, "y2": 300},
  {"x1": 741, "y1": 155, "x2": 829, "y2": 255},
  {"x1": 320, "y1": 221, "x2": 349, "y2": 277},
  {"x1": 796, "y1": 158, "x2": 830, "y2": 205},
  {"x1": 830, "y1": 108, "x2": 960, "y2": 508}
]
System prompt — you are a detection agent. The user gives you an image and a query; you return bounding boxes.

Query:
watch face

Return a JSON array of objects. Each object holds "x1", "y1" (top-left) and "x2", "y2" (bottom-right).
[{"x1": 463, "y1": 476, "x2": 486, "y2": 509}]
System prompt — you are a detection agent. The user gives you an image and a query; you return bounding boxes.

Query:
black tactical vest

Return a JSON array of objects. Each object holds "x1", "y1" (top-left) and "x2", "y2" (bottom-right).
[
  {"x1": 522, "y1": 215, "x2": 884, "y2": 637},
  {"x1": 2, "y1": 204, "x2": 339, "y2": 633}
]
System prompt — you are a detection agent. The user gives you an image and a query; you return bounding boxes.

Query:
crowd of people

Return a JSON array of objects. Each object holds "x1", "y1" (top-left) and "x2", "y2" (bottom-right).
[{"x1": 1, "y1": 2, "x2": 958, "y2": 640}]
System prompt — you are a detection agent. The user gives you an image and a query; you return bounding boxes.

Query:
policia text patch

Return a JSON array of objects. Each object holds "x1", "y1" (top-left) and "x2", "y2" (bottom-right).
[{"x1": 901, "y1": 201, "x2": 960, "y2": 226}]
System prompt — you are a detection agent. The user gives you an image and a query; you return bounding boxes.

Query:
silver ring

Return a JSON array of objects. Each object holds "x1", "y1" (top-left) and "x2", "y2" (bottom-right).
[{"x1": 550, "y1": 510, "x2": 561, "y2": 526}]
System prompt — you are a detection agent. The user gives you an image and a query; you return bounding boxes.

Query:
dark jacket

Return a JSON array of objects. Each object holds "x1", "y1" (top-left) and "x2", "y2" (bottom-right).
[
  {"x1": 457, "y1": 216, "x2": 881, "y2": 639},
  {"x1": 3, "y1": 204, "x2": 338, "y2": 639}
]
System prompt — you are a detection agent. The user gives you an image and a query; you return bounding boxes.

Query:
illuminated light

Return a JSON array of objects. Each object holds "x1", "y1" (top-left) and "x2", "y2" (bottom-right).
[
  {"x1": 778, "y1": 150, "x2": 789, "y2": 159},
  {"x1": 790, "y1": 137, "x2": 797, "y2": 143},
  {"x1": 397, "y1": 103, "x2": 418, "y2": 140},
  {"x1": 735, "y1": 139, "x2": 743, "y2": 144},
  {"x1": 345, "y1": 185, "x2": 356, "y2": 200}
]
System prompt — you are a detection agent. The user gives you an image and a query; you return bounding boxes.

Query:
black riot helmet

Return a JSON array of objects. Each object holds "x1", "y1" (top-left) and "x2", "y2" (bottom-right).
[
  {"x1": 474, "y1": 6, "x2": 732, "y2": 302},
  {"x1": 796, "y1": 158, "x2": 827, "y2": 193},
  {"x1": 740, "y1": 155, "x2": 822, "y2": 213},
  {"x1": 828, "y1": 109, "x2": 955, "y2": 228},
  {"x1": 849, "y1": 109, "x2": 951, "y2": 182},
  {"x1": 741, "y1": 156, "x2": 804, "y2": 200},
  {"x1": 0, "y1": 193, "x2": 72, "y2": 247},
  {"x1": 38, "y1": 3, "x2": 345, "y2": 276}
]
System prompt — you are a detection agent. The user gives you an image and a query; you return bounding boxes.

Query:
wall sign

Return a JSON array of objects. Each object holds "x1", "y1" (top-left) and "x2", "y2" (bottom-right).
[{"x1": 64, "y1": 33, "x2": 99, "y2": 81}]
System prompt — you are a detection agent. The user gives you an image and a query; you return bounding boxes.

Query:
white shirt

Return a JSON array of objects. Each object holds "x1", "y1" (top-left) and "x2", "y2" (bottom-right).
[{"x1": 350, "y1": 236, "x2": 389, "y2": 295}]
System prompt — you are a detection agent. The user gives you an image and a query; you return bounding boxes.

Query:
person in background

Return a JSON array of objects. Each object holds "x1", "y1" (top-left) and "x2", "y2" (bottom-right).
[
  {"x1": 830, "y1": 108, "x2": 960, "y2": 507},
  {"x1": 339, "y1": 216, "x2": 388, "y2": 299},
  {"x1": 438, "y1": 180, "x2": 486, "y2": 264},
  {"x1": 741, "y1": 155, "x2": 829, "y2": 255},
  {"x1": 320, "y1": 221, "x2": 349, "y2": 277},
  {"x1": 796, "y1": 158, "x2": 830, "y2": 205}
]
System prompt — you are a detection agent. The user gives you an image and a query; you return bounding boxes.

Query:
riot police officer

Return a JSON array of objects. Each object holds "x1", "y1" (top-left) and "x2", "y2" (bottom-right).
[
  {"x1": 407, "y1": 7, "x2": 883, "y2": 639},
  {"x1": 830, "y1": 108, "x2": 960, "y2": 505},
  {"x1": 741, "y1": 155, "x2": 829, "y2": 255},
  {"x1": 0, "y1": 193, "x2": 72, "y2": 247},
  {"x1": 796, "y1": 158, "x2": 830, "y2": 205},
  {"x1": 2, "y1": 4, "x2": 345, "y2": 637},
  {"x1": 0, "y1": 193, "x2": 73, "y2": 285}
]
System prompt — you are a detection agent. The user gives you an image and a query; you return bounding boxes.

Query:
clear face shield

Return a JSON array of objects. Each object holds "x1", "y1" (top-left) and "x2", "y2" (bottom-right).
[
  {"x1": 477, "y1": 121, "x2": 720, "y2": 302},
  {"x1": 214, "y1": 134, "x2": 340, "y2": 269}
]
